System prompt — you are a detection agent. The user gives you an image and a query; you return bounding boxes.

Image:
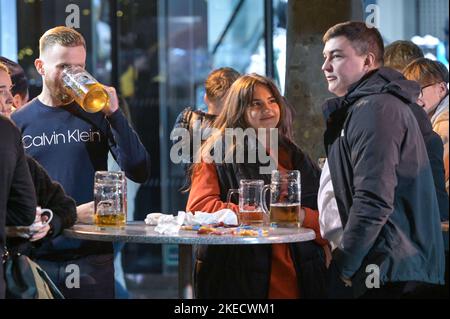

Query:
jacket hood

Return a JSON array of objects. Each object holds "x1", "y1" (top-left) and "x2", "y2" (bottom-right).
[
  {"x1": 323, "y1": 67, "x2": 420, "y2": 119},
  {"x1": 430, "y1": 94, "x2": 449, "y2": 124},
  {"x1": 346, "y1": 67, "x2": 420, "y2": 104}
]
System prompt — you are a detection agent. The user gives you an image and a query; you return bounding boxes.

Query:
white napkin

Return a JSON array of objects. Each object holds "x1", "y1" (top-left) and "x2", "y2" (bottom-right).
[
  {"x1": 145, "y1": 209, "x2": 238, "y2": 235},
  {"x1": 184, "y1": 209, "x2": 238, "y2": 226},
  {"x1": 144, "y1": 213, "x2": 164, "y2": 225},
  {"x1": 153, "y1": 211, "x2": 185, "y2": 235}
]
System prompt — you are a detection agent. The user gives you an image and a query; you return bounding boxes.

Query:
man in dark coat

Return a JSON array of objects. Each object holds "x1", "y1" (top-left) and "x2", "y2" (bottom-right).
[
  {"x1": 0, "y1": 58, "x2": 77, "y2": 258},
  {"x1": 0, "y1": 62, "x2": 36, "y2": 298},
  {"x1": 320, "y1": 22, "x2": 445, "y2": 298}
]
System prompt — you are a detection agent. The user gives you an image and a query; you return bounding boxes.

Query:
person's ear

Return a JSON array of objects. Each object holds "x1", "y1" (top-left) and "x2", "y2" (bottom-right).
[
  {"x1": 12, "y1": 94, "x2": 23, "y2": 109},
  {"x1": 35, "y1": 58, "x2": 45, "y2": 76},
  {"x1": 437, "y1": 82, "x2": 448, "y2": 99},
  {"x1": 203, "y1": 93, "x2": 210, "y2": 107},
  {"x1": 363, "y1": 52, "x2": 377, "y2": 71}
]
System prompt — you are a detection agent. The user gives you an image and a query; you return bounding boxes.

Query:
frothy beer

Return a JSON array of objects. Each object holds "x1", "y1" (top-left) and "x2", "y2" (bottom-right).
[
  {"x1": 270, "y1": 203, "x2": 303, "y2": 228},
  {"x1": 74, "y1": 82, "x2": 109, "y2": 113},
  {"x1": 61, "y1": 66, "x2": 109, "y2": 113}
]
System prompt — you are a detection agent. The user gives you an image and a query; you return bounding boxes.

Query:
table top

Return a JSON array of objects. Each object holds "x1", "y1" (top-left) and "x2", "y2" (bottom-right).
[{"x1": 63, "y1": 222, "x2": 316, "y2": 245}]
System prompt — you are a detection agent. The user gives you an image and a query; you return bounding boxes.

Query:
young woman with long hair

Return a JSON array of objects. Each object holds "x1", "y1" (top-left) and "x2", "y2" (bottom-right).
[{"x1": 187, "y1": 73, "x2": 330, "y2": 299}]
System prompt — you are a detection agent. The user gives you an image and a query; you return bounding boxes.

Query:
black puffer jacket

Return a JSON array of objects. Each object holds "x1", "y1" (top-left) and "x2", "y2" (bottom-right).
[{"x1": 323, "y1": 67, "x2": 445, "y2": 297}]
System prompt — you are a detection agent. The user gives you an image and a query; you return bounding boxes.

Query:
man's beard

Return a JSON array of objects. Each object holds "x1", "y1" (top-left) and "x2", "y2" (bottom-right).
[{"x1": 45, "y1": 77, "x2": 73, "y2": 105}]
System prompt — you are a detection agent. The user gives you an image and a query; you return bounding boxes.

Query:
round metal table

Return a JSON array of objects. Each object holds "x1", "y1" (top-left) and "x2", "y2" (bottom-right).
[{"x1": 64, "y1": 222, "x2": 316, "y2": 298}]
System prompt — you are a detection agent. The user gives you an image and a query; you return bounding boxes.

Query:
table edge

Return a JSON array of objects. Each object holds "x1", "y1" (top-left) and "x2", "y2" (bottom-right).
[{"x1": 63, "y1": 224, "x2": 316, "y2": 245}]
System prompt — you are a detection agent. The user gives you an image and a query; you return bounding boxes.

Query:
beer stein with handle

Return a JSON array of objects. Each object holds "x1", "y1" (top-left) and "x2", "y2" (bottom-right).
[
  {"x1": 262, "y1": 170, "x2": 303, "y2": 228},
  {"x1": 61, "y1": 66, "x2": 109, "y2": 113},
  {"x1": 226, "y1": 179, "x2": 269, "y2": 226},
  {"x1": 94, "y1": 171, "x2": 127, "y2": 226}
]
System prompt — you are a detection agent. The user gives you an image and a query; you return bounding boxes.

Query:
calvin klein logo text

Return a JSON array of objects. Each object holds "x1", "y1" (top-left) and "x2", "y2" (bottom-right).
[{"x1": 23, "y1": 129, "x2": 101, "y2": 149}]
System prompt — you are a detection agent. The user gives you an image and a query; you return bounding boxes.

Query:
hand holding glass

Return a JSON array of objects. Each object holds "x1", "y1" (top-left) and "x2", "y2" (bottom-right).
[{"x1": 61, "y1": 66, "x2": 109, "y2": 113}]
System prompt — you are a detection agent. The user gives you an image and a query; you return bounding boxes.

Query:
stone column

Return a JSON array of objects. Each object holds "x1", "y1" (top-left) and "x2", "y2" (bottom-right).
[{"x1": 285, "y1": 0, "x2": 363, "y2": 161}]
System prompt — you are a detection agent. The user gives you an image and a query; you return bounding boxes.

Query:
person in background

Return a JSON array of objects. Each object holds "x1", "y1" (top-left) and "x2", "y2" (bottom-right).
[
  {"x1": 11, "y1": 26, "x2": 151, "y2": 298},
  {"x1": 404, "y1": 58, "x2": 450, "y2": 298},
  {"x1": 0, "y1": 62, "x2": 36, "y2": 299},
  {"x1": 174, "y1": 67, "x2": 240, "y2": 132},
  {"x1": 187, "y1": 73, "x2": 330, "y2": 299},
  {"x1": 0, "y1": 56, "x2": 29, "y2": 110},
  {"x1": 383, "y1": 43, "x2": 448, "y2": 221},
  {"x1": 172, "y1": 67, "x2": 240, "y2": 189},
  {"x1": 383, "y1": 40, "x2": 424, "y2": 72},
  {"x1": 0, "y1": 62, "x2": 77, "y2": 260},
  {"x1": 403, "y1": 58, "x2": 449, "y2": 194},
  {"x1": 320, "y1": 21, "x2": 444, "y2": 298}
]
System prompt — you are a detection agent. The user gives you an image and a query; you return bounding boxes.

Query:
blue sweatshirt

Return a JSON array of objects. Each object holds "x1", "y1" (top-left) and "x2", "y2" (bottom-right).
[
  {"x1": 12, "y1": 98, "x2": 150, "y2": 203},
  {"x1": 11, "y1": 98, "x2": 150, "y2": 257}
]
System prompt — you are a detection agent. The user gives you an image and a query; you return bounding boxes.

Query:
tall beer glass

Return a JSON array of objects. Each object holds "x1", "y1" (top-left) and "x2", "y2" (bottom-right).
[
  {"x1": 61, "y1": 66, "x2": 109, "y2": 113},
  {"x1": 94, "y1": 171, "x2": 127, "y2": 226},
  {"x1": 227, "y1": 179, "x2": 269, "y2": 226},
  {"x1": 263, "y1": 170, "x2": 303, "y2": 228}
]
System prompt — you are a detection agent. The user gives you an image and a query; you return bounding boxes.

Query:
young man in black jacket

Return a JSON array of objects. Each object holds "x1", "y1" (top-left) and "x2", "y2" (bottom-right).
[
  {"x1": 0, "y1": 63, "x2": 37, "y2": 298},
  {"x1": 320, "y1": 21, "x2": 445, "y2": 298}
]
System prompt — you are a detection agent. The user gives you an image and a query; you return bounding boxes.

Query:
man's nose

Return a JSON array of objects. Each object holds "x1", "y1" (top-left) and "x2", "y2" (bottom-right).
[{"x1": 322, "y1": 59, "x2": 330, "y2": 72}]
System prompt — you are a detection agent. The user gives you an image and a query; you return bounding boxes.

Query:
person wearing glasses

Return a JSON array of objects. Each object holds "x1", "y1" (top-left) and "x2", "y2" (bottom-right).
[
  {"x1": 403, "y1": 58, "x2": 449, "y2": 194},
  {"x1": 383, "y1": 46, "x2": 448, "y2": 222}
]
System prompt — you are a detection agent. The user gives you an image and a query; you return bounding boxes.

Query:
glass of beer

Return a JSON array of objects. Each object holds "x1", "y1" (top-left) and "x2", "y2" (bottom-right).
[
  {"x1": 94, "y1": 171, "x2": 127, "y2": 226},
  {"x1": 263, "y1": 170, "x2": 303, "y2": 228},
  {"x1": 227, "y1": 180, "x2": 269, "y2": 226},
  {"x1": 61, "y1": 66, "x2": 109, "y2": 113}
]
